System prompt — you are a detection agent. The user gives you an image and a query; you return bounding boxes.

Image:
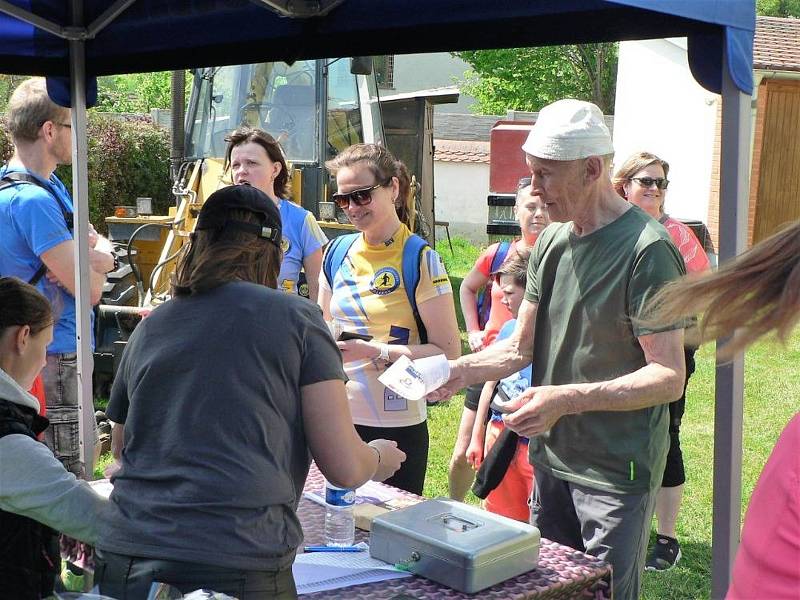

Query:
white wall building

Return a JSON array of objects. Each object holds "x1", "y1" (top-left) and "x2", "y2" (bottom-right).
[
  {"x1": 613, "y1": 38, "x2": 720, "y2": 224},
  {"x1": 380, "y1": 52, "x2": 476, "y2": 114},
  {"x1": 433, "y1": 140, "x2": 490, "y2": 242}
]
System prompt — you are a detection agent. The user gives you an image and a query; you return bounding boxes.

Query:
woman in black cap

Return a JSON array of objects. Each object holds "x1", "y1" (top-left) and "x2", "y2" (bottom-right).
[{"x1": 94, "y1": 185, "x2": 405, "y2": 599}]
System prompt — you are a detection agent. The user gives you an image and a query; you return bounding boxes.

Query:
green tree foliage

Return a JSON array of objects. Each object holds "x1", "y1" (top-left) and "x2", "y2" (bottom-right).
[
  {"x1": 95, "y1": 71, "x2": 173, "y2": 113},
  {"x1": 0, "y1": 114, "x2": 171, "y2": 232},
  {"x1": 757, "y1": 0, "x2": 800, "y2": 17},
  {"x1": 454, "y1": 44, "x2": 618, "y2": 115}
]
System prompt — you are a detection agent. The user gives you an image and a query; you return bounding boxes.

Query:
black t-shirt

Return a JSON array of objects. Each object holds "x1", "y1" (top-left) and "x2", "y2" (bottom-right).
[{"x1": 101, "y1": 281, "x2": 345, "y2": 570}]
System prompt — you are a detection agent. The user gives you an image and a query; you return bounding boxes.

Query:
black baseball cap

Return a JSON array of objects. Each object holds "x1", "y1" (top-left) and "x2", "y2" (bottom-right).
[{"x1": 195, "y1": 184, "x2": 281, "y2": 245}]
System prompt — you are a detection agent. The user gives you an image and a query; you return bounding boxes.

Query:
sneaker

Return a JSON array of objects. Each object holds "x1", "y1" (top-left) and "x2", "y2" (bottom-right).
[
  {"x1": 645, "y1": 534, "x2": 682, "y2": 571},
  {"x1": 61, "y1": 563, "x2": 85, "y2": 592}
]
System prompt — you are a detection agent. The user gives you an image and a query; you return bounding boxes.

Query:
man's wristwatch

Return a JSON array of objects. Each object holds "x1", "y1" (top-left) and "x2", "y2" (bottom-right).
[{"x1": 377, "y1": 344, "x2": 391, "y2": 363}]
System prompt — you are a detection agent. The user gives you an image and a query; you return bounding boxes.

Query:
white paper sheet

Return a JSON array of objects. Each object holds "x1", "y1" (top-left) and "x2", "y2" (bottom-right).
[
  {"x1": 378, "y1": 354, "x2": 450, "y2": 401},
  {"x1": 292, "y1": 545, "x2": 411, "y2": 594}
]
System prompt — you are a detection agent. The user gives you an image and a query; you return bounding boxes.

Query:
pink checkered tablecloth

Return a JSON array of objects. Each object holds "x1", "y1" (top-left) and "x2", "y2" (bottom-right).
[
  {"x1": 63, "y1": 465, "x2": 612, "y2": 599},
  {"x1": 301, "y1": 465, "x2": 612, "y2": 599}
]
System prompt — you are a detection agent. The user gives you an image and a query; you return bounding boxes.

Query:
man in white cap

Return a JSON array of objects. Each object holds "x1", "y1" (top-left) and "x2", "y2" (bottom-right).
[{"x1": 430, "y1": 99, "x2": 687, "y2": 599}]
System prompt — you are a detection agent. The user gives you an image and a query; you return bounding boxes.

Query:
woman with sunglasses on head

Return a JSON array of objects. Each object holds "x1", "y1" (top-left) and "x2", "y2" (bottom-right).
[
  {"x1": 613, "y1": 151, "x2": 711, "y2": 572},
  {"x1": 448, "y1": 178, "x2": 550, "y2": 502},
  {"x1": 225, "y1": 127, "x2": 328, "y2": 300},
  {"x1": 319, "y1": 144, "x2": 460, "y2": 495},
  {"x1": 0, "y1": 277, "x2": 107, "y2": 599},
  {"x1": 95, "y1": 186, "x2": 405, "y2": 599},
  {"x1": 641, "y1": 220, "x2": 800, "y2": 599}
]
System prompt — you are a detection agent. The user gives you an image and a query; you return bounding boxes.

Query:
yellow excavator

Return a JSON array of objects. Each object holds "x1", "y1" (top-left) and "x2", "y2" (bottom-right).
[{"x1": 93, "y1": 58, "x2": 434, "y2": 392}]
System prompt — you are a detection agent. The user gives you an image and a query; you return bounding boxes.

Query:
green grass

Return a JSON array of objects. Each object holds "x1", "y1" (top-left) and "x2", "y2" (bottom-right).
[{"x1": 422, "y1": 236, "x2": 799, "y2": 600}]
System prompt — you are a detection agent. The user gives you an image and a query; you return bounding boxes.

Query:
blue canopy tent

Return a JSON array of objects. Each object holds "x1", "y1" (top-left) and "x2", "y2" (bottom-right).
[{"x1": 0, "y1": 1, "x2": 755, "y2": 596}]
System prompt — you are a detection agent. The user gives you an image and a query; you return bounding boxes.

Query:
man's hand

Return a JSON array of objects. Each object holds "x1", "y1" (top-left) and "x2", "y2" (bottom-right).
[{"x1": 502, "y1": 385, "x2": 575, "y2": 438}]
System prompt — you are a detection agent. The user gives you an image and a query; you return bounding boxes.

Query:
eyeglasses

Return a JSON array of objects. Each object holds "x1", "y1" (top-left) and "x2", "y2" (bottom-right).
[
  {"x1": 631, "y1": 177, "x2": 669, "y2": 190},
  {"x1": 518, "y1": 176, "x2": 532, "y2": 188},
  {"x1": 56, "y1": 122, "x2": 72, "y2": 129},
  {"x1": 331, "y1": 181, "x2": 388, "y2": 209}
]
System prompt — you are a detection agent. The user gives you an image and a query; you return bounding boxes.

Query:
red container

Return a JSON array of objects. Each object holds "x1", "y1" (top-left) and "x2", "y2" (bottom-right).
[{"x1": 488, "y1": 120, "x2": 534, "y2": 195}]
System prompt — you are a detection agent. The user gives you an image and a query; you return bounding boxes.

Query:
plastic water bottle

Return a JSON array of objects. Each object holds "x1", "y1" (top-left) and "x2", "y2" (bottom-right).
[{"x1": 324, "y1": 479, "x2": 356, "y2": 546}]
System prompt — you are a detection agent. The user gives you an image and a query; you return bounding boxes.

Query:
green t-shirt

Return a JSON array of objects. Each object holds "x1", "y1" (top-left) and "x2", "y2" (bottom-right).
[{"x1": 525, "y1": 206, "x2": 686, "y2": 494}]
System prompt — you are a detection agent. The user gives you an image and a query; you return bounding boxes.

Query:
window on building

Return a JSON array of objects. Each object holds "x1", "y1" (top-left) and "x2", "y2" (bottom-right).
[{"x1": 373, "y1": 55, "x2": 394, "y2": 89}]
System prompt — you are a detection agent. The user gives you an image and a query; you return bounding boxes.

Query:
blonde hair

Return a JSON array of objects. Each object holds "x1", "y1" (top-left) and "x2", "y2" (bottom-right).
[
  {"x1": 325, "y1": 144, "x2": 413, "y2": 229},
  {"x1": 7, "y1": 78, "x2": 68, "y2": 144},
  {"x1": 645, "y1": 221, "x2": 800, "y2": 355}
]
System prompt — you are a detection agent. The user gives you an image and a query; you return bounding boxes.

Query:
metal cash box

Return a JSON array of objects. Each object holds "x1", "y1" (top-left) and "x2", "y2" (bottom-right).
[{"x1": 370, "y1": 497, "x2": 540, "y2": 593}]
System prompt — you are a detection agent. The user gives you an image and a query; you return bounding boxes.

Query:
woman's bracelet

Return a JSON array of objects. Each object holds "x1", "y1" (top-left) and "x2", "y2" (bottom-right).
[{"x1": 368, "y1": 443, "x2": 381, "y2": 465}]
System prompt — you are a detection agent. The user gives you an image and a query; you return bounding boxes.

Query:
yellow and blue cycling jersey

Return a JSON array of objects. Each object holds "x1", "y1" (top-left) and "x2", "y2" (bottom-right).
[{"x1": 321, "y1": 224, "x2": 452, "y2": 427}]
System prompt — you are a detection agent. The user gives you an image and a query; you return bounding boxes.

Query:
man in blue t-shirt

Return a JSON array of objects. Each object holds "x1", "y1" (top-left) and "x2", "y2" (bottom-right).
[{"x1": 0, "y1": 78, "x2": 115, "y2": 476}]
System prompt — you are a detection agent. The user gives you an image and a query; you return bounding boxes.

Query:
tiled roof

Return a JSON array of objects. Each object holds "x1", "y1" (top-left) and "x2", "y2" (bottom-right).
[
  {"x1": 433, "y1": 139, "x2": 490, "y2": 163},
  {"x1": 755, "y1": 16, "x2": 800, "y2": 73}
]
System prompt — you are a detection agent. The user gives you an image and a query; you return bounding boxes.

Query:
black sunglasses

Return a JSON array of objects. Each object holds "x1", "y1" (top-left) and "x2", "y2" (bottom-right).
[
  {"x1": 631, "y1": 176, "x2": 669, "y2": 190},
  {"x1": 331, "y1": 181, "x2": 389, "y2": 209}
]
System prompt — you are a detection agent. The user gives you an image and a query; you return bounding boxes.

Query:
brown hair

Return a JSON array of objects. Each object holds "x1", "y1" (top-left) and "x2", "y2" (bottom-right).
[
  {"x1": 172, "y1": 209, "x2": 282, "y2": 296},
  {"x1": 612, "y1": 152, "x2": 670, "y2": 203},
  {"x1": 0, "y1": 277, "x2": 53, "y2": 335},
  {"x1": 224, "y1": 127, "x2": 290, "y2": 198},
  {"x1": 644, "y1": 221, "x2": 800, "y2": 355},
  {"x1": 325, "y1": 144, "x2": 413, "y2": 229},
  {"x1": 495, "y1": 249, "x2": 531, "y2": 288},
  {"x1": 7, "y1": 78, "x2": 69, "y2": 144}
]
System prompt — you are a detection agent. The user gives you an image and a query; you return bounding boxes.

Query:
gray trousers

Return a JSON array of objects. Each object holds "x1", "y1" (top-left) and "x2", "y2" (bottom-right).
[
  {"x1": 530, "y1": 469, "x2": 656, "y2": 600},
  {"x1": 95, "y1": 549, "x2": 298, "y2": 600},
  {"x1": 42, "y1": 352, "x2": 95, "y2": 477}
]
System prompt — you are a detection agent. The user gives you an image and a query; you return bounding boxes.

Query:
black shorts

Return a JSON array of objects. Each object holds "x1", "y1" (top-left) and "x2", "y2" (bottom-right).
[
  {"x1": 463, "y1": 383, "x2": 483, "y2": 411},
  {"x1": 355, "y1": 421, "x2": 428, "y2": 495},
  {"x1": 661, "y1": 348, "x2": 697, "y2": 488}
]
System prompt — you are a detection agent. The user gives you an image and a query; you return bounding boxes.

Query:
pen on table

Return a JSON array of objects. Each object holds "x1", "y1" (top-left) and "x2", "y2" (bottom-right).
[{"x1": 303, "y1": 545, "x2": 365, "y2": 553}]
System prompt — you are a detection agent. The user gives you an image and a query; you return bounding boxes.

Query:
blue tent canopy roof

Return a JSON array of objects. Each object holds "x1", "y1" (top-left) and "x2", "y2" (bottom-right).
[{"x1": 0, "y1": 0, "x2": 755, "y2": 94}]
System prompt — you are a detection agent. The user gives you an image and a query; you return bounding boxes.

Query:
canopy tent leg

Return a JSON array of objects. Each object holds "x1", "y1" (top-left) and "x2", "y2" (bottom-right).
[
  {"x1": 69, "y1": 0, "x2": 95, "y2": 480},
  {"x1": 710, "y1": 44, "x2": 750, "y2": 599}
]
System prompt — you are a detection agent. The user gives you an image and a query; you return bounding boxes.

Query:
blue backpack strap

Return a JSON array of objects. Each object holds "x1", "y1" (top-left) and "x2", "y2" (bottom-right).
[
  {"x1": 402, "y1": 234, "x2": 430, "y2": 344},
  {"x1": 489, "y1": 239, "x2": 512, "y2": 274},
  {"x1": 322, "y1": 232, "x2": 360, "y2": 288}
]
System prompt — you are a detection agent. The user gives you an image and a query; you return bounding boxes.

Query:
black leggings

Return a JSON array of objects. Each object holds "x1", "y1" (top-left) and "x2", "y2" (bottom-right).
[{"x1": 355, "y1": 421, "x2": 429, "y2": 495}]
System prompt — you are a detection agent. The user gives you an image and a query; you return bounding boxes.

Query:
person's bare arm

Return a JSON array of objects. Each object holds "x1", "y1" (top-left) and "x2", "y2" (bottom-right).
[
  {"x1": 317, "y1": 269, "x2": 332, "y2": 321},
  {"x1": 466, "y1": 380, "x2": 497, "y2": 468},
  {"x1": 427, "y1": 299, "x2": 537, "y2": 401},
  {"x1": 503, "y1": 328, "x2": 686, "y2": 438},
  {"x1": 40, "y1": 239, "x2": 108, "y2": 305},
  {"x1": 460, "y1": 266, "x2": 490, "y2": 351},
  {"x1": 302, "y1": 379, "x2": 405, "y2": 487},
  {"x1": 303, "y1": 248, "x2": 323, "y2": 303},
  {"x1": 110, "y1": 422, "x2": 124, "y2": 460}
]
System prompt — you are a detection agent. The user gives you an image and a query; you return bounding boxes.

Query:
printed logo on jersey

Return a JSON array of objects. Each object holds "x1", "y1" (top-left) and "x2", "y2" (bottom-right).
[
  {"x1": 384, "y1": 388, "x2": 408, "y2": 412},
  {"x1": 370, "y1": 267, "x2": 400, "y2": 295},
  {"x1": 388, "y1": 325, "x2": 410, "y2": 345},
  {"x1": 281, "y1": 237, "x2": 291, "y2": 253}
]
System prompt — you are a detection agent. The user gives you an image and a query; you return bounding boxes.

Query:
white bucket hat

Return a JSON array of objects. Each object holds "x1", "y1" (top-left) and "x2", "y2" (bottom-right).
[{"x1": 522, "y1": 99, "x2": 613, "y2": 161}]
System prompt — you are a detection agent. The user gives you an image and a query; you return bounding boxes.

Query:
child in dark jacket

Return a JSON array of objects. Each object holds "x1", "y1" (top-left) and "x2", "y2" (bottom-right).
[{"x1": 0, "y1": 277, "x2": 107, "y2": 599}]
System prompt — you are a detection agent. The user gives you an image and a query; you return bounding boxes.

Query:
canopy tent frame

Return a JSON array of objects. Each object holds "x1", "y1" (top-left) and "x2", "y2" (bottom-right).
[{"x1": 0, "y1": 2, "x2": 753, "y2": 596}]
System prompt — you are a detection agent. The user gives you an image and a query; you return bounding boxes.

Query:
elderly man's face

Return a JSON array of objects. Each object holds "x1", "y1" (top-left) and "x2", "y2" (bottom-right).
[{"x1": 525, "y1": 154, "x2": 586, "y2": 223}]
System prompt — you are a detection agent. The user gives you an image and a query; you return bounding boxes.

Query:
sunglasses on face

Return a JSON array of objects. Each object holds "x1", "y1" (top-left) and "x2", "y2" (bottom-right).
[
  {"x1": 631, "y1": 176, "x2": 669, "y2": 190},
  {"x1": 331, "y1": 181, "x2": 388, "y2": 209}
]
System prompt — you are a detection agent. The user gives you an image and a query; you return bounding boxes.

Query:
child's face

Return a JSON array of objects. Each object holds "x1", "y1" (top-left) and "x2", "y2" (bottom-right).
[{"x1": 498, "y1": 274, "x2": 525, "y2": 319}]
